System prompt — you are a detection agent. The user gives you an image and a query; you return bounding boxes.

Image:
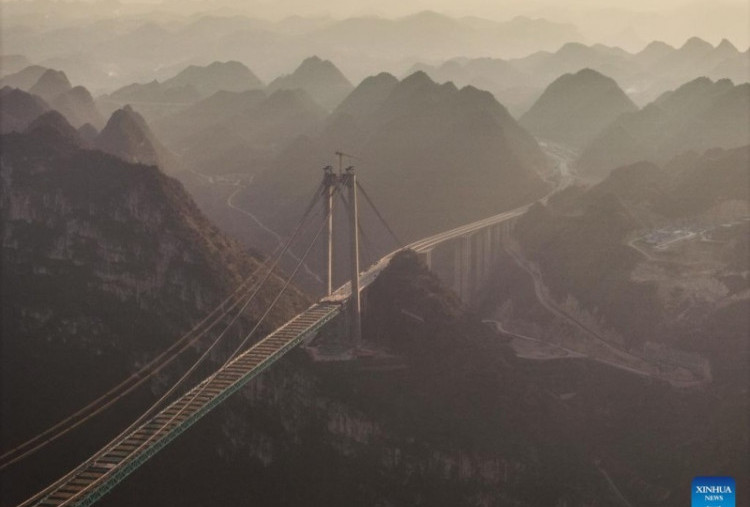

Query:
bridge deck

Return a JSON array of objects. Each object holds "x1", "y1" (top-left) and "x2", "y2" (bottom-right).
[
  {"x1": 31, "y1": 303, "x2": 340, "y2": 507},
  {"x1": 323, "y1": 207, "x2": 530, "y2": 303}
]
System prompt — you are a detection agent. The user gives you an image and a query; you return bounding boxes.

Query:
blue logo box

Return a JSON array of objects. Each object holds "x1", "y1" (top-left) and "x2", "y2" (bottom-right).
[{"x1": 692, "y1": 477, "x2": 735, "y2": 507}]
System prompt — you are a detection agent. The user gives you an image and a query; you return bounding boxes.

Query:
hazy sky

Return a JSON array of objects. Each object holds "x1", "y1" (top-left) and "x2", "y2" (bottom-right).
[
  {"x1": 128, "y1": 0, "x2": 747, "y2": 17},
  {"x1": 89, "y1": 0, "x2": 743, "y2": 9},
  {"x1": 2, "y1": 0, "x2": 747, "y2": 48},
  {"x1": 124, "y1": 0, "x2": 750, "y2": 47},
  {"x1": 107, "y1": 0, "x2": 748, "y2": 17},
  {"x1": 5, "y1": 0, "x2": 745, "y2": 17}
]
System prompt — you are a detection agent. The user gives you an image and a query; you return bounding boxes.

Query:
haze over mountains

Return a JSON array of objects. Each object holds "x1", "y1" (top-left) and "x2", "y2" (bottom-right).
[
  {"x1": 3, "y1": 0, "x2": 747, "y2": 47},
  {"x1": 1, "y1": 2, "x2": 748, "y2": 506},
  {"x1": 160, "y1": 87, "x2": 327, "y2": 179},
  {"x1": 268, "y1": 56, "x2": 353, "y2": 111},
  {"x1": 240, "y1": 70, "x2": 551, "y2": 248},
  {"x1": 413, "y1": 37, "x2": 748, "y2": 114},
  {"x1": 506, "y1": 146, "x2": 749, "y2": 351},
  {"x1": 519, "y1": 68, "x2": 637, "y2": 149},
  {"x1": 0, "y1": 69, "x2": 104, "y2": 129},
  {"x1": 0, "y1": 51, "x2": 560, "y2": 288},
  {"x1": 0, "y1": 87, "x2": 50, "y2": 133},
  {"x1": 94, "y1": 60, "x2": 266, "y2": 122},
  {"x1": 95, "y1": 105, "x2": 177, "y2": 171},
  {"x1": 162, "y1": 60, "x2": 264, "y2": 97},
  {"x1": 0, "y1": 10, "x2": 584, "y2": 90},
  {"x1": 2, "y1": 1, "x2": 747, "y2": 93},
  {"x1": 577, "y1": 77, "x2": 750, "y2": 179},
  {"x1": 5, "y1": 47, "x2": 745, "y2": 267},
  {"x1": 1, "y1": 65, "x2": 50, "y2": 91},
  {"x1": 2, "y1": 49, "x2": 746, "y2": 261},
  {"x1": 2, "y1": 11, "x2": 745, "y2": 123}
]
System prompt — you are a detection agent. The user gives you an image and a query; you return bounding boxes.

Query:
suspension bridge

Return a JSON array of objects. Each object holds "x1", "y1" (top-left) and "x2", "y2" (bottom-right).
[{"x1": 4, "y1": 156, "x2": 554, "y2": 507}]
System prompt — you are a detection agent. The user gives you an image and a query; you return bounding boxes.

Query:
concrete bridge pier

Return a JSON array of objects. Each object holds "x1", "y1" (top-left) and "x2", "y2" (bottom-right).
[
  {"x1": 491, "y1": 224, "x2": 502, "y2": 262},
  {"x1": 453, "y1": 243, "x2": 462, "y2": 297},
  {"x1": 418, "y1": 249, "x2": 433, "y2": 270},
  {"x1": 443, "y1": 223, "x2": 508, "y2": 304},
  {"x1": 451, "y1": 235, "x2": 473, "y2": 303},
  {"x1": 465, "y1": 228, "x2": 494, "y2": 304},
  {"x1": 484, "y1": 227, "x2": 493, "y2": 273},
  {"x1": 463, "y1": 236, "x2": 473, "y2": 303},
  {"x1": 473, "y1": 233, "x2": 483, "y2": 296}
]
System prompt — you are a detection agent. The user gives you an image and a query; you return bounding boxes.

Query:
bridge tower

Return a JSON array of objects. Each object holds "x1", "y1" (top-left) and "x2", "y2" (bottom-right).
[
  {"x1": 341, "y1": 165, "x2": 362, "y2": 347},
  {"x1": 323, "y1": 152, "x2": 362, "y2": 347},
  {"x1": 322, "y1": 165, "x2": 336, "y2": 296}
]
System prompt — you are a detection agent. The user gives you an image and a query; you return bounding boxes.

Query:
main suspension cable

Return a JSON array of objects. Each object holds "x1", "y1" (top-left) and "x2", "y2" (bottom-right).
[
  {"x1": 55, "y1": 185, "x2": 334, "y2": 507},
  {"x1": 17, "y1": 183, "x2": 324, "y2": 506},
  {"x1": 356, "y1": 180, "x2": 403, "y2": 248},
  {"x1": 0, "y1": 245, "x2": 281, "y2": 471}
]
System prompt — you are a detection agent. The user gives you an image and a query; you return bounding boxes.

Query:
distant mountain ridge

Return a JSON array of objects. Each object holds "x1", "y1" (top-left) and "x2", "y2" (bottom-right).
[
  {"x1": 0, "y1": 87, "x2": 49, "y2": 133},
  {"x1": 95, "y1": 105, "x2": 177, "y2": 172},
  {"x1": 24, "y1": 109, "x2": 84, "y2": 148},
  {"x1": 0, "y1": 11, "x2": 590, "y2": 94},
  {"x1": 145, "y1": 70, "x2": 551, "y2": 274},
  {"x1": 5, "y1": 2, "x2": 749, "y2": 94},
  {"x1": 50, "y1": 85, "x2": 104, "y2": 129},
  {"x1": 0, "y1": 65, "x2": 49, "y2": 90},
  {"x1": 332, "y1": 72, "x2": 399, "y2": 119},
  {"x1": 410, "y1": 36, "x2": 748, "y2": 117},
  {"x1": 28, "y1": 69, "x2": 72, "y2": 101},
  {"x1": 97, "y1": 80, "x2": 203, "y2": 123},
  {"x1": 153, "y1": 89, "x2": 267, "y2": 146},
  {"x1": 268, "y1": 56, "x2": 354, "y2": 110},
  {"x1": 163, "y1": 87, "x2": 326, "y2": 177},
  {"x1": 162, "y1": 60, "x2": 265, "y2": 97},
  {"x1": 520, "y1": 68, "x2": 637, "y2": 149},
  {"x1": 242, "y1": 71, "x2": 551, "y2": 249},
  {"x1": 104, "y1": 80, "x2": 201, "y2": 104},
  {"x1": 577, "y1": 77, "x2": 749, "y2": 179},
  {"x1": 97, "y1": 61, "x2": 267, "y2": 122},
  {"x1": 1, "y1": 67, "x2": 104, "y2": 129}
]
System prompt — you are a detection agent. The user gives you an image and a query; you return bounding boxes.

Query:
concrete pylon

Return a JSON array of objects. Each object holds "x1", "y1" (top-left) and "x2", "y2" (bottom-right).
[
  {"x1": 484, "y1": 227, "x2": 493, "y2": 277},
  {"x1": 418, "y1": 249, "x2": 433, "y2": 270},
  {"x1": 461, "y1": 235, "x2": 472, "y2": 302},
  {"x1": 342, "y1": 167, "x2": 362, "y2": 347},
  {"x1": 473, "y1": 233, "x2": 483, "y2": 295},
  {"x1": 492, "y1": 225, "x2": 501, "y2": 262},
  {"x1": 453, "y1": 242, "x2": 463, "y2": 296},
  {"x1": 323, "y1": 166, "x2": 336, "y2": 296}
]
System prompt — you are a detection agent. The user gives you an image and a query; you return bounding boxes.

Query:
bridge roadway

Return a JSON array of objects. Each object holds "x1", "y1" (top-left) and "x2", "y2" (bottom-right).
[
  {"x1": 332, "y1": 149, "x2": 572, "y2": 300},
  {"x1": 26, "y1": 188, "x2": 552, "y2": 506},
  {"x1": 326, "y1": 205, "x2": 534, "y2": 302},
  {"x1": 27, "y1": 305, "x2": 339, "y2": 507}
]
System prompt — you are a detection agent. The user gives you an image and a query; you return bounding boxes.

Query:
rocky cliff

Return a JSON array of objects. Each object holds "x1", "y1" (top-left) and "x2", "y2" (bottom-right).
[{"x1": 0, "y1": 112, "x2": 307, "y2": 505}]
